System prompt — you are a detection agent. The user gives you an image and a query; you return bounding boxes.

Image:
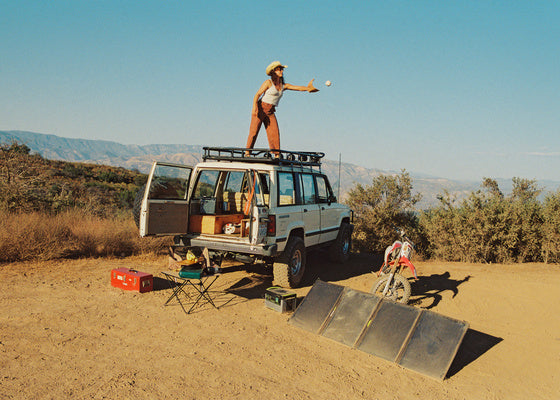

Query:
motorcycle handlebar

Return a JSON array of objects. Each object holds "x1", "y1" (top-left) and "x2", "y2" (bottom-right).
[{"x1": 393, "y1": 226, "x2": 415, "y2": 248}]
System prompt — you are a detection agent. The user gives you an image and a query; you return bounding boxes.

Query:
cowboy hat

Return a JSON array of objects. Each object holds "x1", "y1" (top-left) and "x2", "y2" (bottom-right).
[{"x1": 266, "y1": 61, "x2": 287, "y2": 76}]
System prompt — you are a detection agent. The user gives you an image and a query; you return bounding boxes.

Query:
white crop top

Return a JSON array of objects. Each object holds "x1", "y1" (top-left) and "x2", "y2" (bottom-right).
[{"x1": 260, "y1": 80, "x2": 284, "y2": 106}]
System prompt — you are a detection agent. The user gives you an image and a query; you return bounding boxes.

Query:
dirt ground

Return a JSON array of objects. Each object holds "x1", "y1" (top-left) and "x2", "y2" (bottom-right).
[{"x1": 1, "y1": 252, "x2": 559, "y2": 400}]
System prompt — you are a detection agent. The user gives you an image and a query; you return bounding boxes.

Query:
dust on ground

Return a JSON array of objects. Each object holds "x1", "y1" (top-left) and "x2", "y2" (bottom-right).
[{"x1": 1, "y1": 252, "x2": 559, "y2": 399}]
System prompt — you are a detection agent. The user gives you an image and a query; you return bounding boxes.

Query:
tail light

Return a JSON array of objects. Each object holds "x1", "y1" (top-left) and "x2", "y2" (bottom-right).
[{"x1": 267, "y1": 215, "x2": 276, "y2": 236}]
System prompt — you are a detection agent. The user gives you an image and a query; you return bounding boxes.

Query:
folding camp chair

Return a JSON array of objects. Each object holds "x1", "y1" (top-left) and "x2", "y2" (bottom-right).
[{"x1": 162, "y1": 269, "x2": 220, "y2": 314}]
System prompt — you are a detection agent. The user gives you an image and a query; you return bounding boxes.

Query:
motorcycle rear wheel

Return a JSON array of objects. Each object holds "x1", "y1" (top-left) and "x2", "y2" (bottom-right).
[{"x1": 371, "y1": 273, "x2": 411, "y2": 304}]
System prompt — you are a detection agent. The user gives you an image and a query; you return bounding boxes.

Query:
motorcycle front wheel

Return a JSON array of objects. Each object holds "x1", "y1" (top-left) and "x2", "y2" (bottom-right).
[{"x1": 371, "y1": 273, "x2": 411, "y2": 304}]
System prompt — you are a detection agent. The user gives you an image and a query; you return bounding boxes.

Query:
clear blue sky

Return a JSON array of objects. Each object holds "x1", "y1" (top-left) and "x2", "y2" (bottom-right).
[{"x1": 1, "y1": 1, "x2": 558, "y2": 181}]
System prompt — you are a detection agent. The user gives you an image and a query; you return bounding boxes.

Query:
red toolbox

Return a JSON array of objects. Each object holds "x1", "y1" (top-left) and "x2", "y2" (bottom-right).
[{"x1": 111, "y1": 268, "x2": 153, "y2": 293}]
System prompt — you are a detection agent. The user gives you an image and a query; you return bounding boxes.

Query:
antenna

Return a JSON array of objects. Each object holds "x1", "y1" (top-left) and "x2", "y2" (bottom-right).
[{"x1": 338, "y1": 153, "x2": 341, "y2": 199}]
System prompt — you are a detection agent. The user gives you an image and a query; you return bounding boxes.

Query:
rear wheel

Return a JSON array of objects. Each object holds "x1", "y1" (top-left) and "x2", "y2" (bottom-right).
[
  {"x1": 273, "y1": 236, "x2": 306, "y2": 288},
  {"x1": 371, "y1": 273, "x2": 411, "y2": 304}
]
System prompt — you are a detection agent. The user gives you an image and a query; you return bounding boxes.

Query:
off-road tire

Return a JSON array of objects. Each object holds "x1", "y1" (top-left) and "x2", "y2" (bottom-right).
[
  {"x1": 371, "y1": 273, "x2": 411, "y2": 304},
  {"x1": 273, "y1": 236, "x2": 306, "y2": 288},
  {"x1": 329, "y1": 222, "x2": 352, "y2": 263}
]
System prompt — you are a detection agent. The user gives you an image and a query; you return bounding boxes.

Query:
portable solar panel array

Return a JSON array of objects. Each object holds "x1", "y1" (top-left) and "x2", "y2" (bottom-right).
[{"x1": 289, "y1": 280, "x2": 469, "y2": 380}]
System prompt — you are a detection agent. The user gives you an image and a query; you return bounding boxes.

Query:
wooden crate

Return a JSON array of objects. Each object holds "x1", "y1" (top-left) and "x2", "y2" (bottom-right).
[
  {"x1": 189, "y1": 214, "x2": 244, "y2": 234},
  {"x1": 240, "y1": 218, "x2": 250, "y2": 237}
]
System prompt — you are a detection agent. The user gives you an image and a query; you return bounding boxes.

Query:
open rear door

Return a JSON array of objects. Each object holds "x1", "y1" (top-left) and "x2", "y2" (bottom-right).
[
  {"x1": 247, "y1": 170, "x2": 269, "y2": 245},
  {"x1": 139, "y1": 161, "x2": 193, "y2": 237}
]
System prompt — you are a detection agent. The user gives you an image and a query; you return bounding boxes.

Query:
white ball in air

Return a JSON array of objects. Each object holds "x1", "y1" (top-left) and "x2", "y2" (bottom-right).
[{"x1": 325, "y1": 80, "x2": 332, "y2": 86}]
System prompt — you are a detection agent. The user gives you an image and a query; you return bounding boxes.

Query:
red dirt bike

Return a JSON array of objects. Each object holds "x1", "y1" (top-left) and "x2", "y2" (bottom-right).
[{"x1": 370, "y1": 228, "x2": 418, "y2": 304}]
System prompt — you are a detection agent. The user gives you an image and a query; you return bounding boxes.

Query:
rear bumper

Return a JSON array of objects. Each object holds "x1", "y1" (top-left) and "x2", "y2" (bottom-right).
[{"x1": 174, "y1": 235, "x2": 278, "y2": 257}]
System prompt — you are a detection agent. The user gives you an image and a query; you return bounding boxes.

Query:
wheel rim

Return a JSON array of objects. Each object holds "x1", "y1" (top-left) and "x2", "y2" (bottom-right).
[
  {"x1": 290, "y1": 249, "x2": 302, "y2": 275},
  {"x1": 374, "y1": 278, "x2": 405, "y2": 301},
  {"x1": 342, "y1": 235, "x2": 350, "y2": 254},
  {"x1": 387, "y1": 282, "x2": 404, "y2": 301}
]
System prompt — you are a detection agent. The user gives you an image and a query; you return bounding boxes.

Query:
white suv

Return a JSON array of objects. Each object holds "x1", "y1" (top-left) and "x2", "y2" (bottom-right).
[{"x1": 136, "y1": 147, "x2": 353, "y2": 288}]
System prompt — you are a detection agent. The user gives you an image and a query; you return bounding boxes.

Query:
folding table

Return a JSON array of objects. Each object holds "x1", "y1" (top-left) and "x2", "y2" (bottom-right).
[{"x1": 161, "y1": 270, "x2": 220, "y2": 314}]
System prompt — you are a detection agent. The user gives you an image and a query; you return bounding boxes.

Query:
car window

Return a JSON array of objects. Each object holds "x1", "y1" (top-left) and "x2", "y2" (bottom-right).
[
  {"x1": 224, "y1": 171, "x2": 244, "y2": 193},
  {"x1": 316, "y1": 175, "x2": 329, "y2": 203},
  {"x1": 316, "y1": 175, "x2": 336, "y2": 203},
  {"x1": 148, "y1": 164, "x2": 191, "y2": 200},
  {"x1": 300, "y1": 173, "x2": 317, "y2": 205},
  {"x1": 259, "y1": 172, "x2": 270, "y2": 196},
  {"x1": 257, "y1": 172, "x2": 270, "y2": 206},
  {"x1": 193, "y1": 170, "x2": 219, "y2": 198},
  {"x1": 277, "y1": 172, "x2": 296, "y2": 206}
]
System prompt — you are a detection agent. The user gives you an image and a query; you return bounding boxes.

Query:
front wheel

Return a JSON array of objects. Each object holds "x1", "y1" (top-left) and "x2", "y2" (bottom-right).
[
  {"x1": 273, "y1": 236, "x2": 306, "y2": 288},
  {"x1": 371, "y1": 273, "x2": 411, "y2": 304}
]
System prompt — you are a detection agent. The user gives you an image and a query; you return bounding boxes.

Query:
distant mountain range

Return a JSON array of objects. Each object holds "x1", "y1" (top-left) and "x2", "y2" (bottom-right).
[{"x1": 2, "y1": 130, "x2": 558, "y2": 209}]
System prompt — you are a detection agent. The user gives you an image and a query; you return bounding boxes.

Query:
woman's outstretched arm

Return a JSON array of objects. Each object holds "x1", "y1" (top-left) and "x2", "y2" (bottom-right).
[{"x1": 284, "y1": 79, "x2": 319, "y2": 92}]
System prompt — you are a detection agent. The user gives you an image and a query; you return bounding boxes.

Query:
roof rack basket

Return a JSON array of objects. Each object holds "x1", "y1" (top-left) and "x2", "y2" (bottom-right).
[{"x1": 203, "y1": 147, "x2": 325, "y2": 167}]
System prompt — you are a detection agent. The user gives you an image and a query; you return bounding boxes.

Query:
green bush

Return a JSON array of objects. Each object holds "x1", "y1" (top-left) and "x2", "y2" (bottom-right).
[
  {"x1": 346, "y1": 170, "x2": 425, "y2": 254},
  {"x1": 420, "y1": 178, "x2": 547, "y2": 263},
  {"x1": 541, "y1": 190, "x2": 560, "y2": 263}
]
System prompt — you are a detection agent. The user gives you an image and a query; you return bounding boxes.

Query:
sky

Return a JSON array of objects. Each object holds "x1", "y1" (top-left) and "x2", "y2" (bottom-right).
[{"x1": 1, "y1": 1, "x2": 559, "y2": 182}]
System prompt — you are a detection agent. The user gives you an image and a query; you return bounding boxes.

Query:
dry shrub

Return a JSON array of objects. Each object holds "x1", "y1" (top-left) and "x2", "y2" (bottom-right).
[
  {"x1": 64, "y1": 211, "x2": 170, "y2": 257},
  {"x1": 0, "y1": 211, "x2": 71, "y2": 262},
  {"x1": 0, "y1": 209, "x2": 171, "y2": 263}
]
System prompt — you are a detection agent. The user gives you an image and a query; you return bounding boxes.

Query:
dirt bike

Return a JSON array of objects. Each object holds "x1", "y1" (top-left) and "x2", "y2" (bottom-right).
[{"x1": 370, "y1": 228, "x2": 418, "y2": 304}]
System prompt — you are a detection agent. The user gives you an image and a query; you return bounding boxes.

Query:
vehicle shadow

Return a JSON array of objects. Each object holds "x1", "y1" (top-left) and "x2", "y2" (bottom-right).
[
  {"x1": 216, "y1": 251, "x2": 382, "y2": 300},
  {"x1": 409, "y1": 272, "x2": 471, "y2": 309},
  {"x1": 218, "y1": 262, "x2": 274, "y2": 300},
  {"x1": 447, "y1": 328, "x2": 503, "y2": 379},
  {"x1": 302, "y1": 251, "x2": 383, "y2": 287},
  {"x1": 222, "y1": 274, "x2": 273, "y2": 300}
]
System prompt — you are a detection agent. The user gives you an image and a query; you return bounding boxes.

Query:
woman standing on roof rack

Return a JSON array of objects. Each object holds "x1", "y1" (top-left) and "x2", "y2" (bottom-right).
[{"x1": 246, "y1": 61, "x2": 318, "y2": 156}]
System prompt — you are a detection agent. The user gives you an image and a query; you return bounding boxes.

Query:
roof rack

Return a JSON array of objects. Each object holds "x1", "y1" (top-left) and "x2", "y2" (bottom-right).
[{"x1": 202, "y1": 147, "x2": 325, "y2": 167}]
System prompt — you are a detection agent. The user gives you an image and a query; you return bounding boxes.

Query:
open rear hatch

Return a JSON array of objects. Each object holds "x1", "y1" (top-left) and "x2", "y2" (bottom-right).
[{"x1": 139, "y1": 161, "x2": 193, "y2": 237}]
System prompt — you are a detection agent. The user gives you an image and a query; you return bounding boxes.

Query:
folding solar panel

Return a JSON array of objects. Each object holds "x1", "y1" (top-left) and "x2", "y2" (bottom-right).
[
  {"x1": 288, "y1": 280, "x2": 345, "y2": 333},
  {"x1": 356, "y1": 300, "x2": 422, "y2": 362},
  {"x1": 289, "y1": 280, "x2": 469, "y2": 380},
  {"x1": 397, "y1": 310, "x2": 469, "y2": 380},
  {"x1": 321, "y1": 288, "x2": 380, "y2": 347}
]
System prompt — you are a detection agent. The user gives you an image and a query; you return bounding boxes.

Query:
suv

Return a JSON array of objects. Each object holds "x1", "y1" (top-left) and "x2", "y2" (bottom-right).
[{"x1": 135, "y1": 147, "x2": 353, "y2": 288}]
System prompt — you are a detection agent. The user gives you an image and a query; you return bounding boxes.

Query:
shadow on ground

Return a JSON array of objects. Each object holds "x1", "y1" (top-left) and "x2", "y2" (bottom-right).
[
  {"x1": 447, "y1": 329, "x2": 503, "y2": 378},
  {"x1": 153, "y1": 276, "x2": 173, "y2": 291},
  {"x1": 302, "y1": 251, "x2": 382, "y2": 287},
  {"x1": 409, "y1": 272, "x2": 472, "y2": 309},
  {"x1": 207, "y1": 251, "x2": 381, "y2": 302}
]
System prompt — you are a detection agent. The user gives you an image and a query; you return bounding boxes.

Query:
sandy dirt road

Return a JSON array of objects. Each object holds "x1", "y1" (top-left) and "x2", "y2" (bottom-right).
[{"x1": 1, "y1": 252, "x2": 559, "y2": 399}]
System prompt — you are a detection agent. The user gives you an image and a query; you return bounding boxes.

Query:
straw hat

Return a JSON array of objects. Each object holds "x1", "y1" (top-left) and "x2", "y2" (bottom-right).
[{"x1": 266, "y1": 61, "x2": 287, "y2": 76}]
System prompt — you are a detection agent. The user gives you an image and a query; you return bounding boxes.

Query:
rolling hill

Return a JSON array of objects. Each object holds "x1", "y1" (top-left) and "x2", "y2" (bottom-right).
[{"x1": 3, "y1": 130, "x2": 556, "y2": 209}]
